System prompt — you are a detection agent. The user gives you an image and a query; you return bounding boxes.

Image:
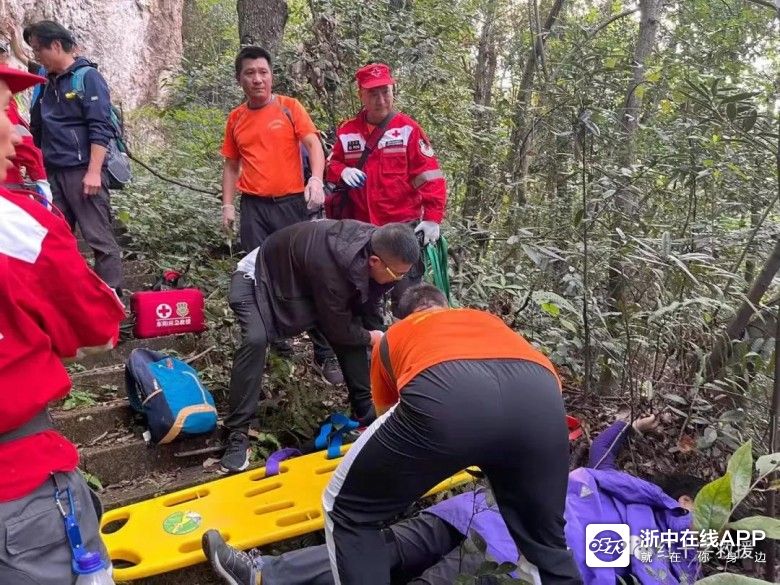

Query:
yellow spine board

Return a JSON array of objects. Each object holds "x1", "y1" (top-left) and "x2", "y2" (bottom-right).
[{"x1": 101, "y1": 446, "x2": 473, "y2": 581}]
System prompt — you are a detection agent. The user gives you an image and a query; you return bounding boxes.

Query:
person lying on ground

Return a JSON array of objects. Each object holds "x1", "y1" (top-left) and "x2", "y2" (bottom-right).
[
  {"x1": 219, "y1": 219, "x2": 419, "y2": 473},
  {"x1": 202, "y1": 411, "x2": 705, "y2": 585}
]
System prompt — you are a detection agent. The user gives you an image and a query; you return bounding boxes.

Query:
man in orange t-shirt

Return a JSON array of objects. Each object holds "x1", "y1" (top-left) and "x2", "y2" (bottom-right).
[
  {"x1": 221, "y1": 46, "x2": 341, "y2": 385},
  {"x1": 221, "y1": 46, "x2": 325, "y2": 251},
  {"x1": 323, "y1": 284, "x2": 582, "y2": 585}
]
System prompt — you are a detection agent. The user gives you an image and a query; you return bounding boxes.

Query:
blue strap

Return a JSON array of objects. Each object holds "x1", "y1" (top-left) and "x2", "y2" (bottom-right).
[
  {"x1": 54, "y1": 484, "x2": 87, "y2": 573},
  {"x1": 265, "y1": 448, "x2": 301, "y2": 477},
  {"x1": 314, "y1": 414, "x2": 360, "y2": 460}
]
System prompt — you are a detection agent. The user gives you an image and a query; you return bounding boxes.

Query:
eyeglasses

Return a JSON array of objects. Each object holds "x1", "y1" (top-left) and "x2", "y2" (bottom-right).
[{"x1": 377, "y1": 256, "x2": 410, "y2": 281}]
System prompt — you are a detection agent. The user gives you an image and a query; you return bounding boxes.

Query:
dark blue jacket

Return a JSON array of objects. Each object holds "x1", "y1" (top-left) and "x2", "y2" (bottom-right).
[{"x1": 30, "y1": 57, "x2": 114, "y2": 170}]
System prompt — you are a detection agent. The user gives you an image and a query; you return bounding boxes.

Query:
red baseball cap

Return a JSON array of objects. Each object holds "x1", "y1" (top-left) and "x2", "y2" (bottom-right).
[
  {"x1": 0, "y1": 65, "x2": 46, "y2": 94},
  {"x1": 355, "y1": 63, "x2": 395, "y2": 89}
]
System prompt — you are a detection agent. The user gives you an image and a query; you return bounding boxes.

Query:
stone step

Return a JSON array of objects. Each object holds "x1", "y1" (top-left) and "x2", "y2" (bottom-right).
[
  {"x1": 100, "y1": 464, "x2": 218, "y2": 511},
  {"x1": 79, "y1": 432, "x2": 219, "y2": 487},
  {"x1": 53, "y1": 399, "x2": 136, "y2": 446},
  {"x1": 72, "y1": 334, "x2": 199, "y2": 369},
  {"x1": 124, "y1": 259, "x2": 152, "y2": 277},
  {"x1": 124, "y1": 272, "x2": 157, "y2": 292}
]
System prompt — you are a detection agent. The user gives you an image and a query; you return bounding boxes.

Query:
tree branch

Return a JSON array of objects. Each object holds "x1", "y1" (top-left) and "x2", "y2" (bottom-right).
[
  {"x1": 587, "y1": 7, "x2": 640, "y2": 39},
  {"x1": 744, "y1": 0, "x2": 776, "y2": 11}
]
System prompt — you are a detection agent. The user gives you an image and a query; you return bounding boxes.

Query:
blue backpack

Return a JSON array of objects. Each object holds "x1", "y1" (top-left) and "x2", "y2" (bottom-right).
[{"x1": 125, "y1": 348, "x2": 217, "y2": 444}]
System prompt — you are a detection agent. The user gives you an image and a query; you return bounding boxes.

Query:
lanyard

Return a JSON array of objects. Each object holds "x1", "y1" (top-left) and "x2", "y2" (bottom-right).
[{"x1": 54, "y1": 482, "x2": 86, "y2": 572}]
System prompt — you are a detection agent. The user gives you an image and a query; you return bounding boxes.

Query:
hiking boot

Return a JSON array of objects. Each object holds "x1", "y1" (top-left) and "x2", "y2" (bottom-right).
[
  {"x1": 270, "y1": 339, "x2": 294, "y2": 359},
  {"x1": 220, "y1": 431, "x2": 250, "y2": 474},
  {"x1": 315, "y1": 356, "x2": 344, "y2": 385},
  {"x1": 202, "y1": 529, "x2": 261, "y2": 585}
]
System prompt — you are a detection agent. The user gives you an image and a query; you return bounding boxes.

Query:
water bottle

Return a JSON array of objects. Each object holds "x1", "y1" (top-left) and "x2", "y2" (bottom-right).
[{"x1": 74, "y1": 551, "x2": 115, "y2": 585}]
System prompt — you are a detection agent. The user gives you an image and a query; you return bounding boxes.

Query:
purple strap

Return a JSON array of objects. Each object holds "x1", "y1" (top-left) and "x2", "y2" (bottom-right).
[{"x1": 265, "y1": 448, "x2": 301, "y2": 477}]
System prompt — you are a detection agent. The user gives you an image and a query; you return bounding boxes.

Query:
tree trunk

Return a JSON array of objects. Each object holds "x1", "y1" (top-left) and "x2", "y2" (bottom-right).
[
  {"x1": 605, "y1": 0, "x2": 662, "y2": 317},
  {"x1": 237, "y1": 0, "x2": 289, "y2": 54},
  {"x1": 462, "y1": 0, "x2": 501, "y2": 220},
  {"x1": 704, "y1": 237, "x2": 780, "y2": 382},
  {"x1": 505, "y1": 0, "x2": 566, "y2": 205}
]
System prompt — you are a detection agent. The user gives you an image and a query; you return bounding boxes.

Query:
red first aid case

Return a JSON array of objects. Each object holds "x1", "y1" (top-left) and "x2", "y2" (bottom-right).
[{"x1": 131, "y1": 289, "x2": 206, "y2": 338}]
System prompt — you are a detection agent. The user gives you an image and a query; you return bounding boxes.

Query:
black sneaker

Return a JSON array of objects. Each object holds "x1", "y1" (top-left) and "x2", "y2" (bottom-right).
[
  {"x1": 202, "y1": 529, "x2": 260, "y2": 585},
  {"x1": 270, "y1": 339, "x2": 294, "y2": 358},
  {"x1": 315, "y1": 356, "x2": 344, "y2": 385},
  {"x1": 220, "y1": 431, "x2": 250, "y2": 474}
]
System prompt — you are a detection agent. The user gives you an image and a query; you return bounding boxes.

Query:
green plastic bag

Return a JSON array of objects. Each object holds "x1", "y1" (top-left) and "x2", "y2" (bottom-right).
[{"x1": 422, "y1": 236, "x2": 454, "y2": 306}]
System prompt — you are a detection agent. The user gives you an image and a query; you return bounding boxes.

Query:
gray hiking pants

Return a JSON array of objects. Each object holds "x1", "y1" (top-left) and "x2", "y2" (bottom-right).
[
  {"x1": 0, "y1": 471, "x2": 109, "y2": 585},
  {"x1": 49, "y1": 166, "x2": 123, "y2": 290}
]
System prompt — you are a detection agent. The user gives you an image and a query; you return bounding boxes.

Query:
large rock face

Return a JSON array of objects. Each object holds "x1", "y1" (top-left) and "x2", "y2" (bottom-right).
[{"x1": 5, "y1": 0, "x2": 183, "y2": 108}]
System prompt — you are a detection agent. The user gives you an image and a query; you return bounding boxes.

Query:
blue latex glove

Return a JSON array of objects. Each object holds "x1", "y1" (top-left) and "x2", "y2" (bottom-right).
[
  {"x1": 414, "y1": 221, "x2": 440, "y2": 245},
  {"x1": 341, "y1": 167, "x2": 367, "y2": 188}
]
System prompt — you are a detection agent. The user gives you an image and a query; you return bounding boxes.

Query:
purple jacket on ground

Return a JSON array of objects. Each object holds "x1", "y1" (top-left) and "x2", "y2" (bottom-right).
[{"x1": 426, "y1": 421, "x2": 700, "y2": 585}]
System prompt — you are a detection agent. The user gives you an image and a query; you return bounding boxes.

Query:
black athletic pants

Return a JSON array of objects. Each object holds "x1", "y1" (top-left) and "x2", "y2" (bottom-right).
[
  {"x1": 239, "y1": 193, "x2": 334, "y2": 363},
  {"x1": 260, "y1": 512, "x2": 481, "y2": 585},
  {"x1": 323, "y1": 359, "x2": 582, "y2": 585},
  {"x1": 225, "y1": 272, "x2": 374, "y2": 433}
]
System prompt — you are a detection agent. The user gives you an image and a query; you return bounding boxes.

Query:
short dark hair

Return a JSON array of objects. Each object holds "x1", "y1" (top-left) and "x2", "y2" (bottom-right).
[
  {"x1": 234, "y1": 46, "x2": 272, "y2": 78},
  {"x1": 651, "y1": 473, "x2": 707, "y2": 502},
  {"x1": 397, "y1": 284, "x2": 447, "y2": 319},
  {"x1": 371, "y1": 223, "x2": 420, "y2": 266},
  {"x1": 23, "y1": 20, "x2": 76, "y2": 53}
]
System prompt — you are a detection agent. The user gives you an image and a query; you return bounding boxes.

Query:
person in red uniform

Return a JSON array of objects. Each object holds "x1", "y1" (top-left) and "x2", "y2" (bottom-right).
[
  {"x1": 0, "y1": 65, "x2": 126, "y2": 584},
  {"x1": 0, "y1": 41, "x2": 51, "y2": 202},
  {"x1": 326, "y1": 63, "x2": 447, "y2": 316},
  {"x1": 322, "y1": 284, "x2": 583, "y2": 585}
]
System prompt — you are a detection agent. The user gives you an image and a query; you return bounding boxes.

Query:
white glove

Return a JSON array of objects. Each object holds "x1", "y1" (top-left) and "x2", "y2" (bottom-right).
[
  {"x1": 304, "y1": 176, "x2": 325, "y2": 210},
  {"x1": 35, "y1": 179, "x2": 53, "y2": 204},
  {"x1": 222, "y1": 203, "x2": 235, "y2": 231},
  {"x1": 341, "y1": 167, "x2": 367, "y2": 188},
  {"x1": 414, "y1": 221, "x2": 440, "y2": 245}
]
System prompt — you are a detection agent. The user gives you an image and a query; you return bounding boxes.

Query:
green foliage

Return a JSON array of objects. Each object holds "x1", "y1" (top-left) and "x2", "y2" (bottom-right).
[
  {"x1": 726, "y1": 516, "x2": 780, "y2": 540},
  {"x1": 693, "y1": 473, "x2": 732, "y2": 533},
  {"x1": 694, "y1": 440, "x2": 779, "y2": 539},
  {"x1": 62, "y1": 389, "x2": 97, "y2": 411},
  {"x1": 695, "y1": 576, "x2": 775, "y2": 585},
  {"x1": 726, "y1": 440, "x2": 753, "y2": 506},
  {"x1": 79, "y1": 470, "x2": 104, "y2": 492}
]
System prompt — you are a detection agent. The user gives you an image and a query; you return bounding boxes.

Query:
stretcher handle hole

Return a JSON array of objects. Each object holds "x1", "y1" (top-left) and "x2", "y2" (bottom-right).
[
  {"x1": 101, "y1": 513, "x2": 130, "y2": 534},
  {"x1": 248, "y1": 466, "x2": 289, "y2": 481},
  {"x1": 163, "y1": 488, "x2": 210, "y2": 507},
  {"x1": 178, "y1": 538, "x2": 208, "y2": 554},
  {"x1": 110, "y1": 550, "x2": 141, "y2": 569},
  {"x1": 314, "y1": 463, "x2": 338, "y2": 475},
  {"x1": 245, "y1": 481, "x2": 283, "y2": 498},
  {"x1": 254, "y1": 501, "x2": 294, "y2": 515},
  {"x1": 276, "y1": 509, "x2": 321, "y2": 527}
]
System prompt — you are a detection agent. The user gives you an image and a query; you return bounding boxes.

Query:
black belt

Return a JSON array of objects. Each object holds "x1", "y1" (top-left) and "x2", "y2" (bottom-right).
[
  {"x1": 241, "y1": 191, "x2": 304, "y2": 202},
  {"x1": 0, "y1": 410, "x2": 54, "y2": 445}
]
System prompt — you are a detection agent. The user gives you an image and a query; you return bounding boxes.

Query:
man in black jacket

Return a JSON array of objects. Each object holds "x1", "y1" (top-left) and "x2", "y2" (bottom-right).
[
  {"x1": 25, "y1": 20, "x2": 122, "y2": 293},
  {"x1": 221, "y1": 220, "x2": 420, "y2": 473}
]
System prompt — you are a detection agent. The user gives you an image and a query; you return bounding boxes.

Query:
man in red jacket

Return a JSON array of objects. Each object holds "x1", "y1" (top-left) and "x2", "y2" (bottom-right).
[
  {"x1": 0, "y1": 64, "x2": 126, "y2": 584},
  {"x1": 326, "y1": 63, "x2": 447, "y2": 316}
]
